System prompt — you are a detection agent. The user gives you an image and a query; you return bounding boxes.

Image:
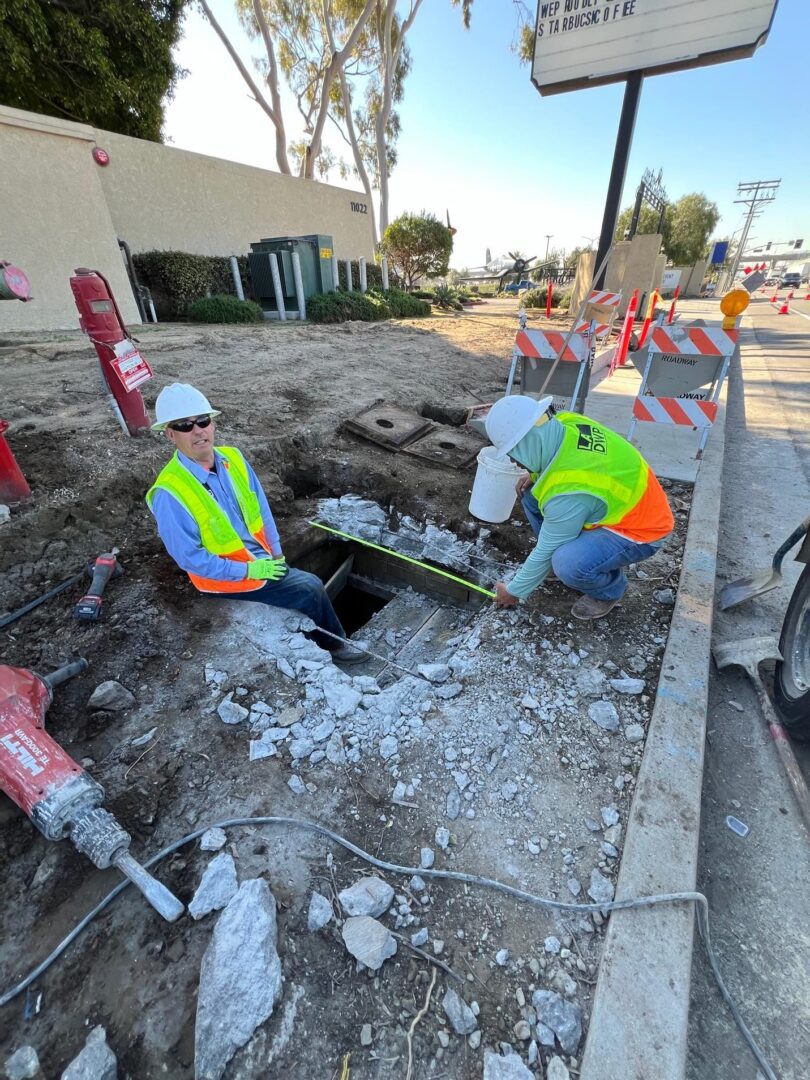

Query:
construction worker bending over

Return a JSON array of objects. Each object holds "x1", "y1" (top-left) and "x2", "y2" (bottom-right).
[
  {"x1": 146, "y1": 383, "x2": 363, "y2": 662},
  {"x1": 485, "y1": 395, "x2": 674, "y2": 620}
]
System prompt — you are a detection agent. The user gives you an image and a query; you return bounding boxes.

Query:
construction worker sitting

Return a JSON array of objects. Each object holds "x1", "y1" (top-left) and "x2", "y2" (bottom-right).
[
  {"x1": 485, "y1": 395, "x2": 674, "y2": 620},
  {"x1": 146, "y1": 383, "x2": 363, "y2": 661}
]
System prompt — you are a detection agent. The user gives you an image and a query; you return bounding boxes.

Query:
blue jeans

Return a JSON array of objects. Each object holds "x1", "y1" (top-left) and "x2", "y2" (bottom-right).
[
  {"x1": 521, "y1": 490, "x2": 662, "y2": 601},
  {"x1": 223, "y1": 568, "x2": 347, "y2": 650}
]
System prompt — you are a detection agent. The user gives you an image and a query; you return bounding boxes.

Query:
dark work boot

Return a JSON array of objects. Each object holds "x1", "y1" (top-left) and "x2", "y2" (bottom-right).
[{"x1": 570, "y1": 595, "x2": 620, "y2": 620}]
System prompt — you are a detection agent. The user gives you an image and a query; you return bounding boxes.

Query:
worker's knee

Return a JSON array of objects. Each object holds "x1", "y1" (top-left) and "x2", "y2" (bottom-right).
[{"x1": 551, "y1": 545, "x2": 590, "y2": 585}]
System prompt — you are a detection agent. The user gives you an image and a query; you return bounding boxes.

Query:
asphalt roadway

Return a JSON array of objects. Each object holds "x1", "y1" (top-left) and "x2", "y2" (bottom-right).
[{"x1": 686, "y1": 294, "x2": 810, "y2": 1080}]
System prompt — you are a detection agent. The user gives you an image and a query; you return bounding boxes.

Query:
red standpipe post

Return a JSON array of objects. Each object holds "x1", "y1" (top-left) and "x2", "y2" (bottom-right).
[
  {"x1": 667, "y1": 285, "x2": 681, "y2": 325},
  {"x1": 69, "y1": 269, "x2": 150, "y2": 436},
  {"x1": 612, "y1": 288, "x2": 639, "y2": 373},
  {"x1": 546, "y1": 279, "x2": 553, "y2": 319},
  {"x1": 0, "y1": 420, "x2": 31, "y2": 502}
]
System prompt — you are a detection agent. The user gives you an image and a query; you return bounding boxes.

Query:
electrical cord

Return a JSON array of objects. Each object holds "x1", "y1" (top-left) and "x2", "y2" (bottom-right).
[{"x1": 0, "y1": 816, "x2": 778, "y2": 1080}]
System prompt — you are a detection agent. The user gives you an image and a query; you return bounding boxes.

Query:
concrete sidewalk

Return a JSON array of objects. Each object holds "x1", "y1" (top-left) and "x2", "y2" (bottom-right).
[{"x1": 578, "y1": 299, "x2": 730, "y2": 1080}]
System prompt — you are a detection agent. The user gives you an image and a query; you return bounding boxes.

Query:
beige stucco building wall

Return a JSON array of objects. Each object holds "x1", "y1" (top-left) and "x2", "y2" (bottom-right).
[
  {"x1": 96, "y1": 130, "x2": 374, "y2": 259},
  {"x1": 605, "y1": 234, "x2": 663, "y2": 314},
  {"x1": 0, "y1": 105, "x2": 375, "y2": 332},
  {"x1": 0, "y1": 107, "x2": 139, "y2": 331}
]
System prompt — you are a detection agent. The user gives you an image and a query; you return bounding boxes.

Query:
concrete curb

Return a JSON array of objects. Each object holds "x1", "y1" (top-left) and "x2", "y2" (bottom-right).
[{"x1": 580, "y1": 371, "x2": 729, "y2": 1078}]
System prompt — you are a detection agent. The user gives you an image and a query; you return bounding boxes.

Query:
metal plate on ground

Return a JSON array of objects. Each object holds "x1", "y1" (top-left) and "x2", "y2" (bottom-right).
[
  {"x1": 344, "y1": 401, "x2": 433, "y2": 449},
  {"x1": 402, "y1": 426, "x2": 485, "y2": 468}
]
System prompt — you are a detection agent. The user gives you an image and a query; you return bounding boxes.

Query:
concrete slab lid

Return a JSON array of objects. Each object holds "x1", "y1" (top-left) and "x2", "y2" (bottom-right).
[
  {"x1": 343, "y1": 400, "x2": 433, "y2": 449},
  {"x1": 401, "y1": 426, "x2": 485, "y2": 468}
]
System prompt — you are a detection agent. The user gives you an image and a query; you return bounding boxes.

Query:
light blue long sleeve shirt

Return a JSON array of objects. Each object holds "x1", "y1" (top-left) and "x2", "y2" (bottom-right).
[
  {"x1": 504, "y1": 416, "x2": 665, "y2": 599},
  {"x1": 149, "y1": 449, "x2": 281, "y2": 583}
]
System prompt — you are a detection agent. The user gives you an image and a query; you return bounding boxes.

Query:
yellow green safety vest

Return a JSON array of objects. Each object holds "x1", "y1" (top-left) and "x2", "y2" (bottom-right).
[
  {"x1": 530, "y1": 413, "x2": 673, "y2": 542},
  {"x1": 146, "y1": 447, "x2": 271, "y2": 592}
]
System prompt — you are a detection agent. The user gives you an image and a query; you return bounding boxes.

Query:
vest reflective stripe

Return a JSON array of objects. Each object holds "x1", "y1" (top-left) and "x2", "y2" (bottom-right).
[
  {"x1": 146, "y1": 448, "x2": 271, "y2": 594},
  {"x1": 530, "y1": 413, "x2": 673, "y2": 543}
]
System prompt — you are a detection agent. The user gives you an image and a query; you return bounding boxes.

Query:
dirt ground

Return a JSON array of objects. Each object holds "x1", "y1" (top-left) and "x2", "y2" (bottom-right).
[{"x1": 0, "y1": 302, "x2": 691, "y2": 1078}]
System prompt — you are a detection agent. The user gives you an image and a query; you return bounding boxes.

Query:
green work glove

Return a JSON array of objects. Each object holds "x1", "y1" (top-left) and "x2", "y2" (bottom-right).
[{"x1": 245, "y1": 556, "x2": 287, "y2": 582}]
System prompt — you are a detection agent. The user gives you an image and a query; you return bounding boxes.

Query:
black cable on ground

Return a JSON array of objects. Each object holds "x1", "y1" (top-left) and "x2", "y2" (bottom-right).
[{"x1": 0, "y1": 816, "x2": 778, "y2": 1080}]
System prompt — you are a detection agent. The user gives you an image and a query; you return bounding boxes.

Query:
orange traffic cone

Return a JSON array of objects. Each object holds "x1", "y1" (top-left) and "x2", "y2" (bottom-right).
[
  {"x1": 770, "y1": 292, "x2": 778, "y2": 303},
  {"x1": 786, "y1": 289, "x2": 795, "y2": 300},
  {"x1": 805, "y1": 291, "x2": 810, "y2": 301},
  {"x1": 777, "y1": 299, "x2": 790, "y2": 315}
]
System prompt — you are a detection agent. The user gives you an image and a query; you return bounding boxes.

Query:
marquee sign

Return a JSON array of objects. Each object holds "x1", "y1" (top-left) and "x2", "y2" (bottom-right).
[{"x1": 531, "y1": 0, "x2": 779, "y2": 96}]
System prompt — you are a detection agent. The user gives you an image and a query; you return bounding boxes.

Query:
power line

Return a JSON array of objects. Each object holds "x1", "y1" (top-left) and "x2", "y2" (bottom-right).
[{"x1": 726, "y1": 179, "x2": 780, "y2": 284}]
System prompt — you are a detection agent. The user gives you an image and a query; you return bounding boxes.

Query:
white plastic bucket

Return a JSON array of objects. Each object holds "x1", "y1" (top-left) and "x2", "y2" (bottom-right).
[{"x1": 469, "y1": 446, "x2": 522, "y2": 523}]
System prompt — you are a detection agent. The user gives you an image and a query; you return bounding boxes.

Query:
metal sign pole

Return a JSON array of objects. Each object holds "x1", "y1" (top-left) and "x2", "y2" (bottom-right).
[{"x1": 593, "y1": 73, "x2": 644, "y2": 289}]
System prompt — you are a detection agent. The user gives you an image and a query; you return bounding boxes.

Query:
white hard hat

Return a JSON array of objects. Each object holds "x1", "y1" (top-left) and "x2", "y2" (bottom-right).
[
  {"x1": 151, "y1": 383, "x2": 221, "y2": 431},
  {"x1": 485, "y1": 395, "x2": 553, "y2": 457}
]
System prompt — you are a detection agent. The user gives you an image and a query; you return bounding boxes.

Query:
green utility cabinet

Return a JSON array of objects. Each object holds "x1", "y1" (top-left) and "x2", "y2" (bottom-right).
[{"x1": 248, "y1": 234, "x2": 335, "y2": 318}]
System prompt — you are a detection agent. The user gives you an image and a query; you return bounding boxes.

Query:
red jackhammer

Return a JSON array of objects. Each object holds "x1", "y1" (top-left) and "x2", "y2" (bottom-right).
[{"x1": 0, "y1": 660, "x2": 183, "y2": 921}]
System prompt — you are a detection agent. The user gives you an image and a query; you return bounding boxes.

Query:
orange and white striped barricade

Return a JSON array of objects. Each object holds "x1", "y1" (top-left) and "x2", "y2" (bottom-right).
[
  {"x1": 574, "y1": 289, "x2": 623, "y2": 343},
  {"x1": 627, "y1": 324, "x2": 738, "y2": 458},
  {"x1": 506, "y1": 325, "x2": 595, "y2": 413}
]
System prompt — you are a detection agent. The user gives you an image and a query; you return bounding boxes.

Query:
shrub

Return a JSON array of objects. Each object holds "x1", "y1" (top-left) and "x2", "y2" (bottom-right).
[
  {"x1": 433, "y1": 284, "x2": 456, "y2": 309},
  {"x1": 336, "y1": 260, "x2": 384, "y2": 291},
  {"x1": 307, "y1": 287, "x2": 428, "y2": 324},
  {"x1": 411, "y1": 289, "x2": 436, "y2": 301},
  {"x1": 133, "y1": 250, "x2": 254, "y2": 318},
  {"x1": 375, "y1": 288, "x2": 430, "y2": 318},
  {"x1": 188, "y1": 295, "x2": 264, "y2": 323},
  {"x1": 522, "y1": 287, "x2": 549, "y2": 308}
]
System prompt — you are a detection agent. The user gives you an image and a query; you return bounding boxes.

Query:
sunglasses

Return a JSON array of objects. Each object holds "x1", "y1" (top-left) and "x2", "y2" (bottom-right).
[{"x1": 168, "y1": 415, "x2": 213, "y2": 433}]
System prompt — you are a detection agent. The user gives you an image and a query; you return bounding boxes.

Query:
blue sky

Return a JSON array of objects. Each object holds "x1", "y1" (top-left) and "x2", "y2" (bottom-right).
[{"x1": 164, "y1": 0, "x2": 809, "y2": 268}]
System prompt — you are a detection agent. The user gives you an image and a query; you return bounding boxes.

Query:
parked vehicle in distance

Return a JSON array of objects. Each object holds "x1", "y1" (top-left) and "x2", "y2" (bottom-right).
[
  {"x1": 764, "y1": 274, "x2": 782, "y2": 287},
  {"x1": 781, "y1": 271, "x2": 801, "y2": 290},
  {"x1": 503, "y1": 279, "x2": 532, "y2": 294}
]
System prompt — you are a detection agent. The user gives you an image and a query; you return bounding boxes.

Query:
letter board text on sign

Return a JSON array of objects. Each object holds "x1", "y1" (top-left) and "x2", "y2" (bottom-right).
[{"x1": 532, "y1": 0, "x2": 778, "y2": 96}]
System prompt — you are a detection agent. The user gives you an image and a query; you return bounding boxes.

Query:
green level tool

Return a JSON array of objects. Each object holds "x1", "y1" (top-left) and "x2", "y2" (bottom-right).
[{"x1": 308, "y1": 521, "x2": 497, "y2": 599}]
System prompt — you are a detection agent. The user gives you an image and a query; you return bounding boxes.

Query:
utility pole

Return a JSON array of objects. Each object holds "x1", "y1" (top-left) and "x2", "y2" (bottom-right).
[
  {"x1": 545, "y1": 235, "x2": 554, "y2": 263},
  {"x1": 727, "y1": 180, "x2": 780, "y2": 286}
]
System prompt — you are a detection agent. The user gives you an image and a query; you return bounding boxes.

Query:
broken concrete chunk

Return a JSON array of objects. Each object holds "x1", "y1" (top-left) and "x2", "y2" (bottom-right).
[
  {"x1": 435, "y1": 827, "x2": 450, "y2": 850},
  {"x1": 442, "y1": 988, "x2": 477, "y2": 1035},
  {"x1": 204, "y1": 664, "x2": 227, "y2": 687},
  {"x1": 411, "y1": 927, "x2": 429, "y2": 947},
  {"x1": 287, "y1": 775, "x2": 306, "y2": 795},
  {"x1": 217, "y1": 693, "x2": 249, "y2": 725},
  {"x1": 61, "y1": 1026, "x2": 117, "y2": 1080},
  {"x1": 435, "y1": 682, "x2": 463, "y2": 700},
  {"x1": 536, "y1": 1021, "x2": 556, "y2": 1047},
  {"x1": 603, "y1": 824, "x2": 622, "y2": 846},
  {"x1": 307, "y1": 891, "x2": 333, "y2": 932},
  {"x1": 482, "y1": 1050, "x2": 534, "y2": 1079},
  {"x1": 417, "y1": 663, "x2": 451, "y2": 684},
  {"x1": 624, "y1": 723, "x2": 645, "y2": 744},
  {"x1": 249, "y1": 735, "x2": 278, "y2": 761},
  {"x1": 609, "y1": 677, "x2": 645, "y2": 695},
  {"x1": 195, "y1": 879, "x2": 282, "y2": 1080},
  {"x1": 200, "y1": 828, "x2": 228, "y2": 852},
  {"x1": 546, "y1": 1056, "x2": 571, "y2": 1080},
  {"x1": 325, "y1": 731, "x2": 346, "y2": 765},
  {"x1": 189, "y1": 853, "x2": 238, "y2": 920},
  {"x1": 601, "y1": 805, "x2": 620, "y2": 827},
  {"x1": 446, "y1": 789, "x2": 461, "y2": 820},
  {"x1": 324, "y1": 682, "x2": 362, "y2": 719},
  {"x1": 379, "y1": 735, "x2": 399, "y2": 760},
  {"x1": 420, "y1": 847, "x2": 435, "y2": 869},
  {"x1": 310, "y1": 718, "x2": 336, "y2": 742},
  {"x1": 87, "y1": 681, "x2": 134, "y2": 712},
  {"x1": 587, "y1": 700, "x2": 619, "y2": 731},
  {"x1": 338, "y1": 877, "x2": 394, "y2": 918},
  {"x1": 532, "y1": 989, "x2": 582, "y2": 1055},
  {"x1": 342, "y1": 916, "x2": 397, "y2": 970},
  {"x1": 5, "y1": 1045, "x2": 40, "y2": 1080},
  {"x1": 654, "y1": 588, "x2": 675, "y2": 605},
  {"x1": 587, "y1": 868, "x2": 615, "y2": 906},
  {"x1": 276, "y1": 658, "x2": 295, "y2": 679},
  {"x1": 575, "y1": 667, "x2": 607, "y2": 698}
]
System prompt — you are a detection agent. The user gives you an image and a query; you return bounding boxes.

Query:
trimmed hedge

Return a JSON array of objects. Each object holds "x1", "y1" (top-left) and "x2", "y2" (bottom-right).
[
  {"x1": 308, "y1": 287, "x2": 430, "y2": 324},
  {"x1": 132, "y1": 250, "x2": 252, "y2": 318},
  {"x1": 337, "y1": 260, "x2": 385, "y2": 291},
  {"x1": 188, "y1": 295, "x2": 264, "y2": 323}
]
